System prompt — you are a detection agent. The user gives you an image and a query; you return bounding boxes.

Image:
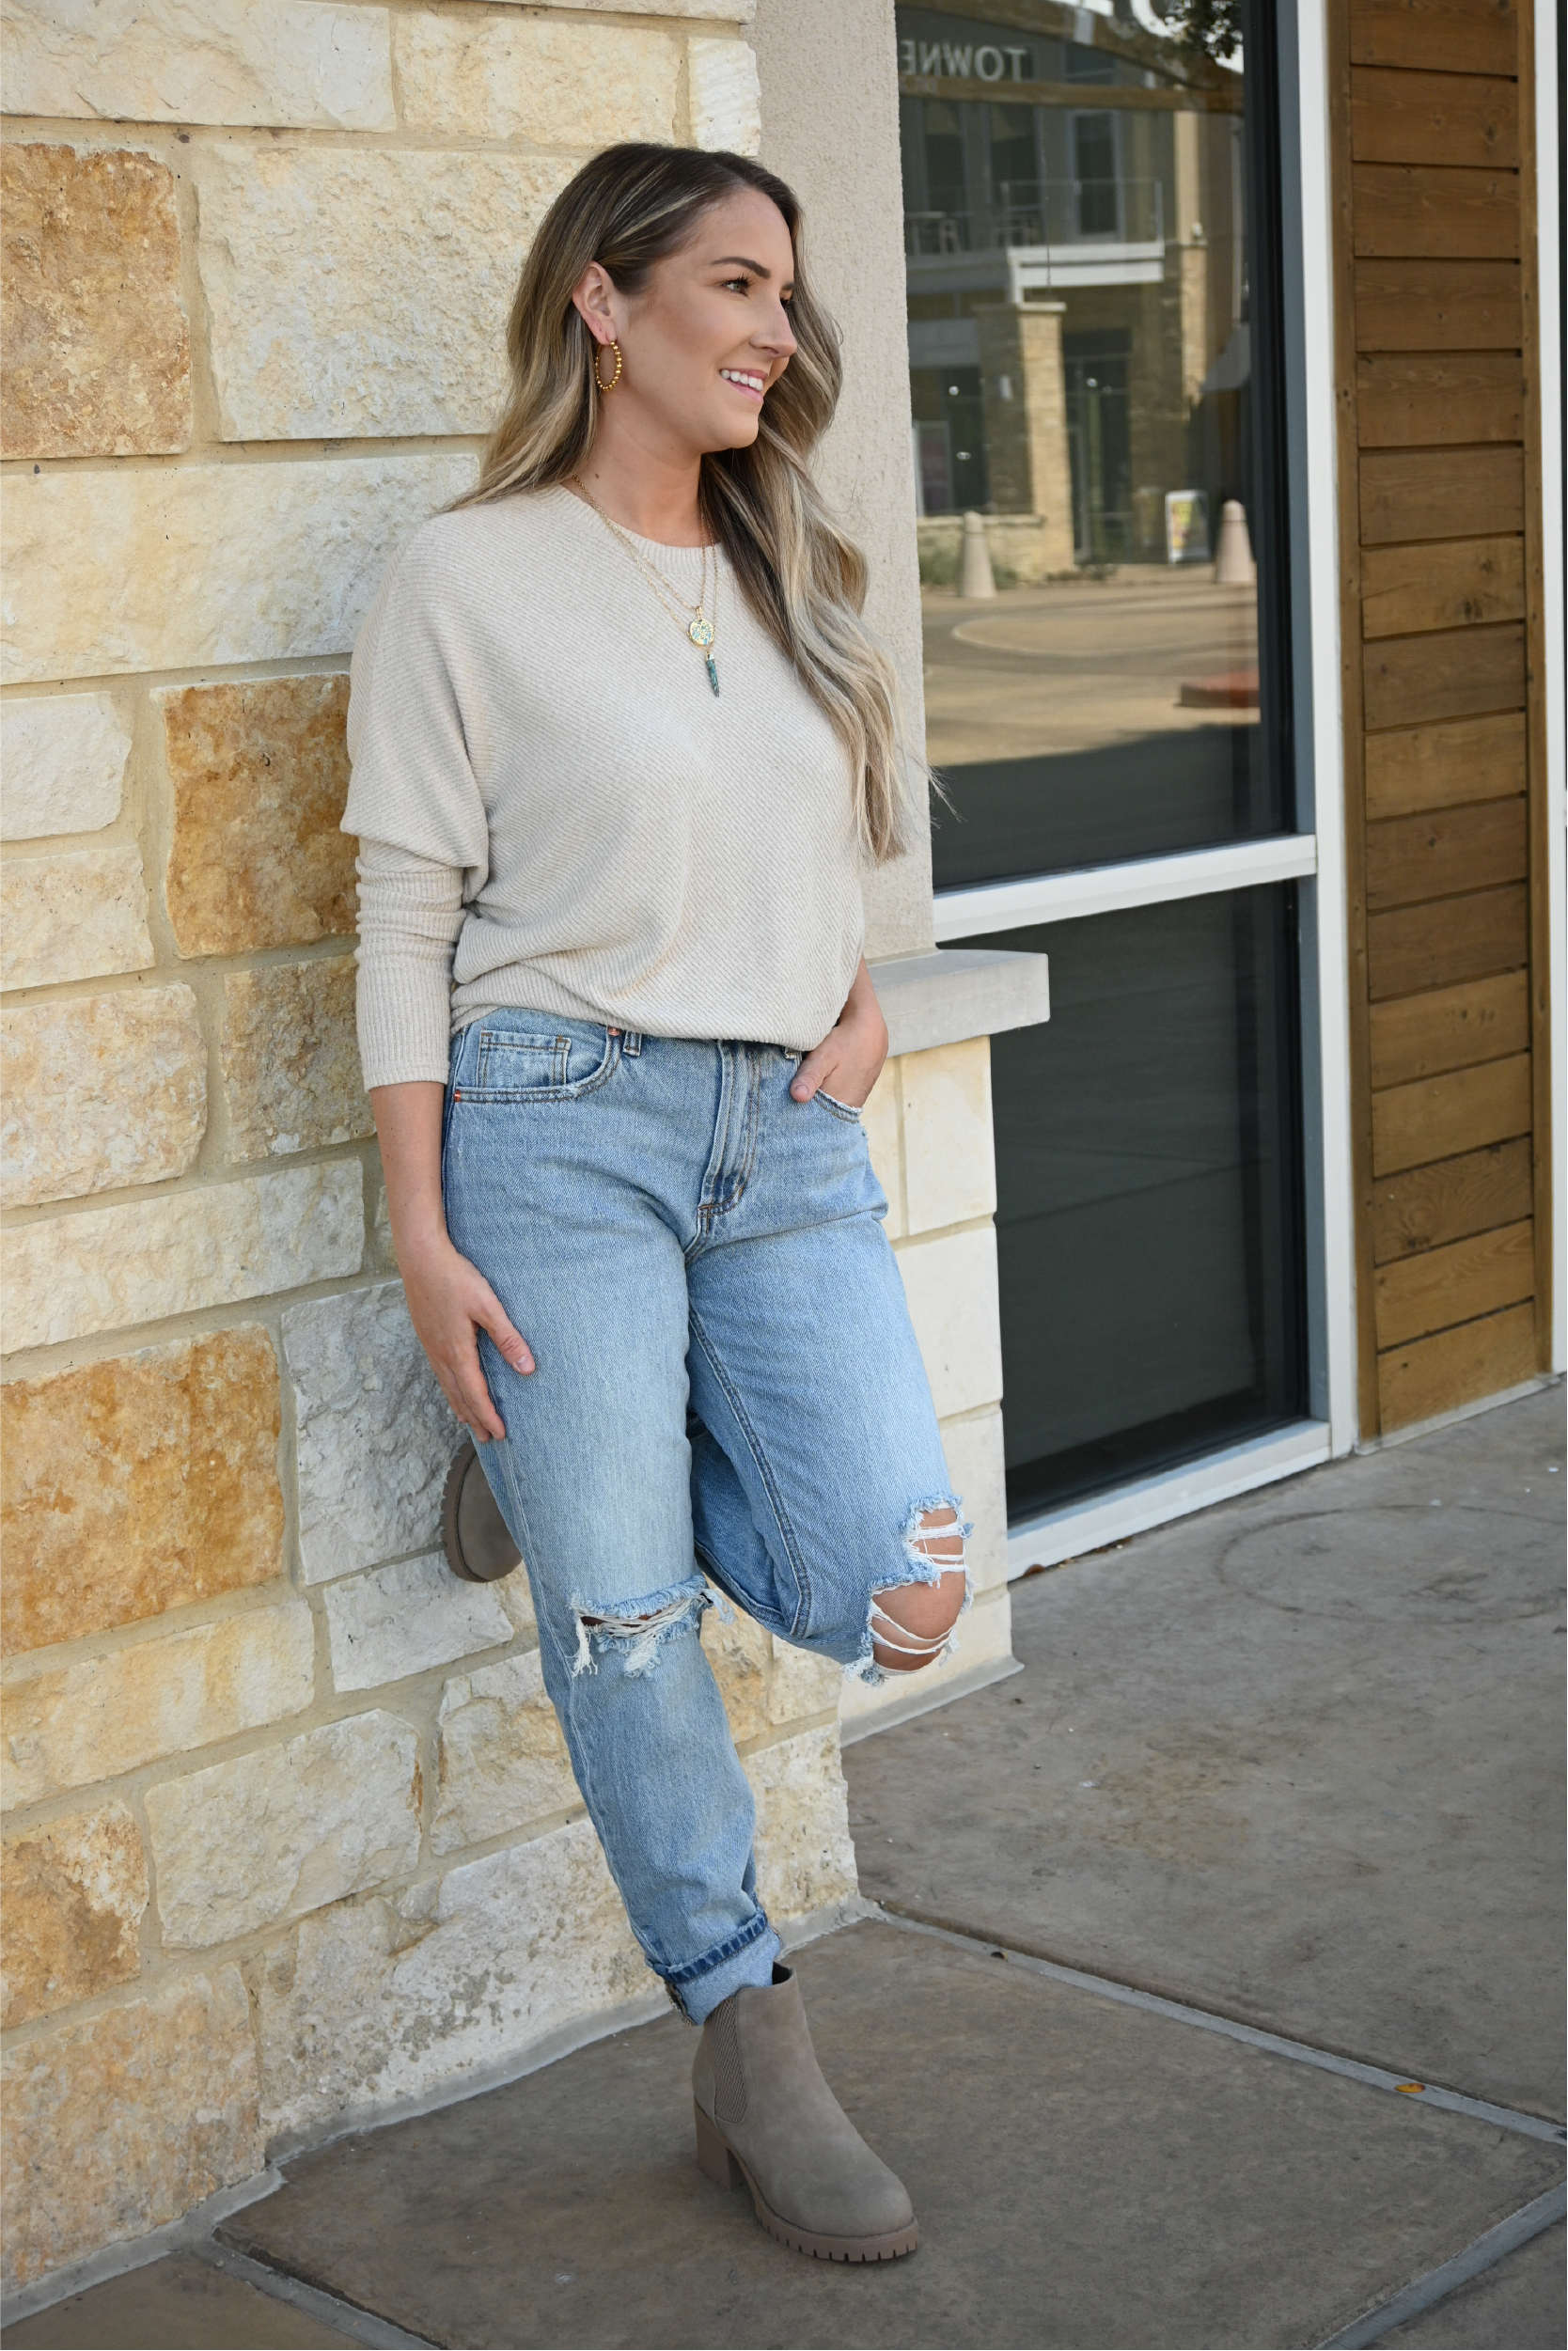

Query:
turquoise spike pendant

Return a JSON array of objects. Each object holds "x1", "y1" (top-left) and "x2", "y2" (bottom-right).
[
  {"x1": 688, "y1": 613, "x2": 718, "y2": 696},
  {"x1": 705, "y1": 652, "x2": 720, "y2": 695}
]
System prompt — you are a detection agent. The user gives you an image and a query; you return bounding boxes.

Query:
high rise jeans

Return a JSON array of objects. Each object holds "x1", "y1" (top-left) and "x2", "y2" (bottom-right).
[{"x1": 442, "y1": 1009, "x2": 966, "y2": 2023}]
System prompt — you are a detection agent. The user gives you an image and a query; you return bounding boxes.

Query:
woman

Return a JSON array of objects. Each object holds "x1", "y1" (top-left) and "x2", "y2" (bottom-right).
[{"x1": 346, "y1": 142, "x2": 967, "y2": 2265}]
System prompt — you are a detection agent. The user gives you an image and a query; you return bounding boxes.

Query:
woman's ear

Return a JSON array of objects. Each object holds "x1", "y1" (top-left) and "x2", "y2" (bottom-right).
[{"x1": 571, "y1": 261, "x2": 619, "y2": 345}]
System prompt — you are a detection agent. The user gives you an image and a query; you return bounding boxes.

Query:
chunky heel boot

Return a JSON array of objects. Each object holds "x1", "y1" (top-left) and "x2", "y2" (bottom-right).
[{"x1": 691, "y1": 1964, "x2": 918, "y2": 2262}]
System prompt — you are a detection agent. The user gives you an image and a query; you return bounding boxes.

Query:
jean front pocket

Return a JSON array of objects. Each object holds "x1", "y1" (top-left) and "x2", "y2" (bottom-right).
[
  {"x1": 460, "y1": 1016, "x2": 619, "y2": 1103},
  {"x1": 814, "y1": 1087, "x2": 864, "y2": 1124}
]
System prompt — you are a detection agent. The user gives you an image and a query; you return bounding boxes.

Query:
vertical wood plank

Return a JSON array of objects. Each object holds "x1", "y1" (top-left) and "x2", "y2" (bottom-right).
[{"x1": 1515, "y1": 0, "x2": 1552, "y2": 1369}]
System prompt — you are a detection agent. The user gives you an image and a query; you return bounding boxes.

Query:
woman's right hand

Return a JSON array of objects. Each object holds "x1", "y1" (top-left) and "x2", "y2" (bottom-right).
[{"x1": 400, "y1": 1232, "x2": 534, "y2": 1444}]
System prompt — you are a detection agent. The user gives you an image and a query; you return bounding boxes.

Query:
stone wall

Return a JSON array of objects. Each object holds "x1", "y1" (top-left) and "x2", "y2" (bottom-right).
[{"x1": 0, "y1": 0, "x2": 1011, "y2": 2292}]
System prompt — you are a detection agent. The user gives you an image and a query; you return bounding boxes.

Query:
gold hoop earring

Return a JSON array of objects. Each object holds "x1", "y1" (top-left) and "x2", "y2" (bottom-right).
[{"x1": 593, "y1": 339, "x2": 622, "y2": 394}]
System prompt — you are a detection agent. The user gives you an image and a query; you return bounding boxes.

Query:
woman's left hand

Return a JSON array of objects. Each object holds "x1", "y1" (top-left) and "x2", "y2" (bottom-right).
[{"x1": 790, "y1": 958, "x2": 888, "y2": 1109}]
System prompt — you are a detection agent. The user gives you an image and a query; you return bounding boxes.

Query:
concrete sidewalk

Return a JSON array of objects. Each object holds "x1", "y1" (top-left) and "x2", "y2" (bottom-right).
[{"x1": 10, "y1": 1388, "x2": 1564, "y2": 2350}]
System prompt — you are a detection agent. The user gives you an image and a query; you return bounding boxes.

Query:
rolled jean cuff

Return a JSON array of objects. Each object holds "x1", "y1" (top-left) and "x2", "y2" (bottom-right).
[{"x1": 666, "y1": 1909, "x2": 781, "y2": 2025}]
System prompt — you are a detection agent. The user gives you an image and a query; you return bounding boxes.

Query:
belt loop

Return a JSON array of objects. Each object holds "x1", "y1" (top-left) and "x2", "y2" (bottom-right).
[{"x1": 623, "y1": 1029, "x2": 643, "y2": 1057}]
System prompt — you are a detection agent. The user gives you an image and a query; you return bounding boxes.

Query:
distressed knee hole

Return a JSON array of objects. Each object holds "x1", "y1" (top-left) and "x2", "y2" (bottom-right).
[
  {"x1": 570, "y1": 1578, "x2": 708, "y2": 1678},
  {"x1": 869, "y1": 1502, "x2": 971, "y2": 1674}
]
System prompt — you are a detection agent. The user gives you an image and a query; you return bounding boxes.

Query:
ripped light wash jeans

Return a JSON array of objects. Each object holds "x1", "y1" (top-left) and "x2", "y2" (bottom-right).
[{"x1": 441, "y1": 1010, "x2": 965, "y2": 2024}]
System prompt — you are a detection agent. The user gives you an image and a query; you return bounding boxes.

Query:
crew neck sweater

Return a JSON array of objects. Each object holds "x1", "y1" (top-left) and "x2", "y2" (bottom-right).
[{"x1": 343, "y1": 485, "x2": 866, "y2": 1089}]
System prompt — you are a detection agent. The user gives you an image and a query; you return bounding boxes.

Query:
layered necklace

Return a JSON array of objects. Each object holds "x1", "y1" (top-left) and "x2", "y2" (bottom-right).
[{"x1": 571, "y1": 478, "x2": 721, "y2": 696}]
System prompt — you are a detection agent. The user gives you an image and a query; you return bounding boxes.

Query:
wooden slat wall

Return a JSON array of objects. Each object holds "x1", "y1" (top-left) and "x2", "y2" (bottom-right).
[{"x1": 1331, "y1": 0, "x2": 1551, "y2": 1434}]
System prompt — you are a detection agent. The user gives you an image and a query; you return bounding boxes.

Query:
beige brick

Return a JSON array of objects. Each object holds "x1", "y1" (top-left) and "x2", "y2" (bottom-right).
[
  {"x1": 3, "y1": 1603, "x2": 314, "y2": 1809},
  {"x1": 325, "y1": 1552, "x2": 512, "y2": 1696},
  {"x1": 146, "y1": 1711, "x2": 420, "y2": 1948},
  {"x1": 688, "y1": 37, "x2": 761, "y2": 154},
  {"x1": 256, "y1": 1820, "x2": 646, "y2": 2140},
  {"x1": 860, "y1": 1061, "x2": 904, "y2": 1238},
  {"x1": 1, "y1": 1328, "x2": 283, "y2": 1659},
  {"x1": 768, "y1": 1634, "x2": 843, "y2": 1725},
  {"x1": 0, "y1": 693, "x2": 129, "y2": 841},
  {"x1": 1, "y1": 454, "x2": 474, "y2": 684},
  {"x1": 223, "y1": 957, "x2": 368, "y2": 1161},
  {"x1": 745, "y1": 1725, "x2": 856, "y2": 1920},
  {"x1": 0, "y1": 1966, "x2": 262, "y2": 2292},
  {"x1": 901, "y1": 1038, "x2": 996, "y2": 1234},
  {"x1": 284, "y1": 1282, "x2": 459, "y2": 1584},
  {"x1": 0, "y1": 1802, "x2": 147, "y2": 2028},
  {"x1": 2, "y1": 1163, "x2": 362, "y2": 1352},
  {"x1": 1, "y1": 988, "x2": 206, "y2": 1208},
  {"x1": 194, "y1": 145, "x2": 576, "y2": 442},
  {"x1": 395, "y1": 14, "x2": 678, "y2": 145},
  {"x1": 0, "y1": 144, "x2": 190, "y2": 461},
  {"x1": 938, "y1": 1404, "x2": 1009, "y2": 1592},
  {"x1": 701, "y1": 1599, "x2": 771, "y2": 1745},
  {"x1": 895, "y1": 1223, "x2": 1004, "y2": 1418},
  {"x1": 0, "y1": 2, "x2": 395, "y2": 130},
  {"x1": 163, "y1": 676, "x2": 356, "y2": 960},
  {"x1": 0, "y1": 847, "x2": 151, "y2": 991},
  {"x1": 431, "y1": 1647, "x2": 576, "y2": 1856}
]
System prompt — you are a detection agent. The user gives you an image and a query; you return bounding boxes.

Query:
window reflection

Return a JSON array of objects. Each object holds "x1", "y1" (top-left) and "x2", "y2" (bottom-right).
[{"x1": 899, "y1": 3, "x2": 1280, "y2": 877}]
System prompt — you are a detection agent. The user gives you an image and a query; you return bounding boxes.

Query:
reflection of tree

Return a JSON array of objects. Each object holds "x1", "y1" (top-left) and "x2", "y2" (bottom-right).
[{"x1": 1158, "y1": 0, "x2": 1244, "y2": 62}]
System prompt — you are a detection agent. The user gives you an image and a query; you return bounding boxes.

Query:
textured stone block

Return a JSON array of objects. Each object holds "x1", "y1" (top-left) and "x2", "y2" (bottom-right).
[
  {"x1": 223, "y1": 956, "x2": 368, "y2": 1160},
  {"x1": 325, "y1": 1552, "x2": 512, "y2": 1696},
  {"x1": 1, "y1": 1328, "x2": 283, "y2": 1658},
  {"x1": 0, "y1": 143, "x2": 190, "y2": 461},
  {"x1": 1, "y1": 1802, "x2": 147, "y2": 2028},
  {"x1": 3, "y1": 1603, "x2": 314, "y2": 1808},
  {"x1": 688, "y1": 37, "x2": 761, "y2": 154},
  {"x1": 0, "y1": 693, "x2": 129, "y2": 840},
  {"x1": 769, "y1": 1634, "x2": 844, "y2": 1725},
  {"x1": 1, "y1": 2, "x2": 396, "y2": 130},
  {"x1": 256, "y1": 1820, "x2": 646, "y2": 2139},
  {"x1": 859, "y1": 1061, "x2": 905, "y2": 1239},
  {"x1": 938, "y1": 1404, "x2": 1009, "y2": 1592},
  {"x1": 431, "y1": 1647, "x2": 576, "y2": 1856},
  {"x1": 0, "y1": 1967, "x2": 262, "y2": 2292},
  {"x1": 901, "y1": 1038, "x2": 996, "y2": 1235},
  {"x1": 895, "y1": 1223, "x2": 1004, "y2": 1419},
  {"x1": 195, "y1": 146, "x2": 575, "y2": 442},
  {"x1": 395, "y1": 14, "x2": 678, "y2": 144},
  {"x1": 2, "y1": 1163, "x2": 362, "y2": 1352},
  {"x1": 1, "y1": 454, "x2": 475, "y2": 684},
  {"x1": 147, "y1": 1711, "x2": 420, "y2": 1949},
  {"x1": 163, "y1": 676, "x2": 356, "y2": 959},
  {"x1": 0, "y1": 847, "x2": 151, "y2": 991},
  {"x1": 745, "y1": 1726, "x2": 856, "y2": 1920},
  {"x1": 285, "y1": 1282, "x2": 458, "y2": 1584},
  {"x1": 701, "y1": 1600, "x2": 771, "y2": 1745},
  {"x1": 1, "y1": 988, "x2": 206, "y2": 1208}
]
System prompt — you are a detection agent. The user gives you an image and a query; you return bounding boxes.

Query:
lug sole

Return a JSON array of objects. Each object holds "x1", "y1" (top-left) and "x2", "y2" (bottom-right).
[{"x1": 694, "y1": 2102, "x2": 919, "y2": 2263}]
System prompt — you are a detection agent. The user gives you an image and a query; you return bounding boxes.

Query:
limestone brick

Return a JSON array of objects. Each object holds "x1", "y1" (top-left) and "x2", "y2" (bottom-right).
[
  {"x1": 2, "y1": 1163, "x2": 362, "y2": 1353},
  {"x1": 0, "y1": 2, "x2": 396, "y2": 131},
  {"x1": 901, "y1": 1038, "x2": 996, "y2": 1234},
  {"x1": 768, "y1": 1634, "x2": 844, "y2": 1725},
  {"x1": 895, "y1": 1223, "x2": 1004, "y2": 1418},
  {"x1": 859, "y1": 1061, "x2": 905, "y2": 1238},
  {"x1": 1, "y1": 988, "x2": 207, "y2": 1208},
  {"x1": 194, "y1": 145, "x2": 576, "y2": 442},
  {"x1": 0, "y1": 1966, "x2": 262, "y2": 2292},
  {"x1": 146, "y1": 1711, "x2": 420, "y2": 1949},
  {"x1": 256, "y1": 1820, "x2": 646, "y2": 2139},
  {"x1": 3, "y1": 1603, "x2": 314, "y2": 1809},
  {"x1": 222, "y1": 957, "x2": 368, "y2": 1161},
  {"x1": 1, "y1": 454, "x2": 475, "y2": 684},
  {"x1": 0, "y1": 693, "x2": 129, "y2": 841},
  {"x1": 0, "y1": 1803, "x2": 147, "y2": 2029},
  {"x1": 431, "y1": 1647, "x2": 576, "y2": 1856},
  {"x1": 938, "y1": 1404, "x2": 1009, "y2": 1592},
  {"x1": 284, "y1": 1282, "x2": 458, "y2": 1585},
  {"x1": 688, "y1": 37, "x2": 761, "y2": 154},
  {"x1": 162, "y1": 676, "x2": 356, "y2": 960},
  {"x1": 0, "y1": 847, "x2": 151, "y2": 992},
  {"x1": 480, "y1": 0, "x2": 752, "y2": 15},
  {"x1": 324, "y1": 1553, "x2": 512, "y2": 1696},
  {"x1": 0, "y1": 143, "x2": 190, "y2": 461},
  {"x1": 1, "y1": 1328, "x2": 283, "y2": 1659},
  {"x1": 700, "y1": 1599, "x2": 771, "y2": 1745},
  {"x1": 745, "y1": 1725, "x2": 856, "y2": 1920},
  {"x1": 394, "y1": 14, "x2": 679, "y2": 146}
]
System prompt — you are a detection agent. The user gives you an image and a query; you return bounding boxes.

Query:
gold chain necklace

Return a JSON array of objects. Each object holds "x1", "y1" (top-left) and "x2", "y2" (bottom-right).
[{"x1": 572, "y1": 479, "x2": 721, "y2": 697}]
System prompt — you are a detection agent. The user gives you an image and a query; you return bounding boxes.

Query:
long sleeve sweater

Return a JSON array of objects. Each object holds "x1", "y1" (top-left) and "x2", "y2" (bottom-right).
[{"x1": 343, "y1": 485, "x2": 867, "y2": 1089}]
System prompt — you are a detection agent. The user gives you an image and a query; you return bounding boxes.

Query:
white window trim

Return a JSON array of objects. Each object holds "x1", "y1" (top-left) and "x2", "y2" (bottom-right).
[{"x1": 932, "y1": 832, "x2": 1318, "y2": 942}]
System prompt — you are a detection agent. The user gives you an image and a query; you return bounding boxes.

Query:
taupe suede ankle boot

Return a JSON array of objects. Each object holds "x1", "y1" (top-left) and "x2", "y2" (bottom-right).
[{"x1": 692, "y1": 1964, "x2": 918, "y2": 2261}]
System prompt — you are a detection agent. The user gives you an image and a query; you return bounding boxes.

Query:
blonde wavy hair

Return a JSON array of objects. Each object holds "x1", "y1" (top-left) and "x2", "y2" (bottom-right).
[{"x1": 456, "y1": 142, "x2": 915, "y2": 864}]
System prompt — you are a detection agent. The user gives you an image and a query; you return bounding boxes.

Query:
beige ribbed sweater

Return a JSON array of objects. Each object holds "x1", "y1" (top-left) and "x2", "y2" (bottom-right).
[{"x1": 343, "y1": 486, "x2": 865, "y2": 1089}]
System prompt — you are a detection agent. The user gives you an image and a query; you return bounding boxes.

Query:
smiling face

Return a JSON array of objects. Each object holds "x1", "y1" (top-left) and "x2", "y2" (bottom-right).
[{"x1": 571, "y1": 186, "x2": 798, "y2": 462}]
